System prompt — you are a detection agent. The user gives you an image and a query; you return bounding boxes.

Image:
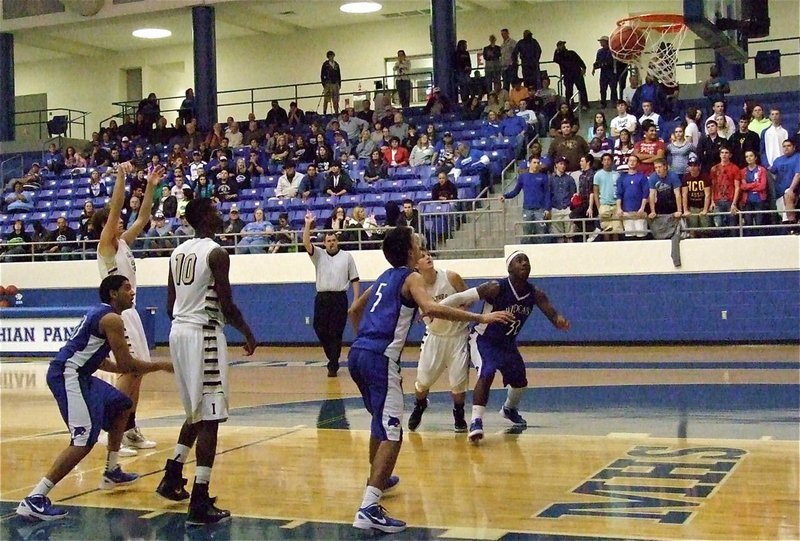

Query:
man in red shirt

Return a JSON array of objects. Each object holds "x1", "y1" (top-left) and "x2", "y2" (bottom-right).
[
  {"x1": 633, "y1": 120, "x2": 666, "y2": 176},
  {"x1": 709, "y1": 147, "x2": 741, "y2": 235}
]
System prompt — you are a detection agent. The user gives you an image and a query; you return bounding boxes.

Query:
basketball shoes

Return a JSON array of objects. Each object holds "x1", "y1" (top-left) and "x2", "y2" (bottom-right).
[{"x1": 353, "y1": 504, "x2": 406, "y2": 533}]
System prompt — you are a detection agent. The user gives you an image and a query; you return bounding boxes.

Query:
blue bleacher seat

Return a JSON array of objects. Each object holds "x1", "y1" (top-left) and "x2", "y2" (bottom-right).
[
  {"x1": 414, "y1": 191, "x2": 433, "y2": 204},
  {"x1": 376, "y1": 179, "x2": 404, "y2": 192},
  {"x1": 338, "y1": 194, "x2": 362, "y2": 209},
  {"x1": 456, "y1": 175, "x2": 480, "y2": 189},
  {"x1": 458, "y1": 187, "x2": 477, "y2": 200},
  {"x1": 240, "y1": 188, "x2": 259, "y2": 200},
  {"x1": 289, "y1": 210, "x2": 306, "y2": 228},
  {"x1": 368, "y1": 205, "x2": 387, "y2": 224},
  {"x1": 391, "y1": 167, "x2": 417, "y2": 180},
  {"x1": 261, "y1": 187, "x2": 275, "y2": 199},
  {"x1": 67, "y1": 209, "x2": 82, "y2": 220},
  {"x1": 287, "y1": 198, "x2": 308, "y2": 211},
  {"x1": 403, "y1": 178, "x2": 427, "y2": 192},
  {"x1": 57, "y1": 188, "x2": 74, "y2": 199},
  {"x1": 264, "y1": 197, "x2": 289, "y2": 212},
  {"x1": 238, "y1": 200, "x2": 258, "y2": 213},
  {"x1": 53, "y1": 199, "x2": 73, "y2": 210},
  {"x1": 310, "y1": 195, "x2": 337, "y2": 210},
  {"x1": 356, "y1": 181, "x2": 377, "y2": 194},
  {"x1": 362, "y1": 193, "x2": 386, "y2": 207}
]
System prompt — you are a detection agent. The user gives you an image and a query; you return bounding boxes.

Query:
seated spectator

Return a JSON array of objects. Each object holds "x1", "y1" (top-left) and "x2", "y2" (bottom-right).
[
  {"x1": 144, "y1": 211, "x2": 175, "y2": 257},
  {"x1": 188, "y1": 150, "x2": 207, "y2": 183},
  {"x1": 270, "y1": 134, "x2": 291, "y2": 168},
  {"x1": 325, "y1": 206, "x2": 348, "y2": 233},
  {"x1": 509, "y1": 80, "x2": 530, "y2": 109},
  {"x1": 43, "y1": 143, "x2": 65, "y2": 175},
  {"x1": 265, "y1": 100, "x2": 288, "y2": 128},
  {"x1": 344, "y1": 206, "x2": 380, "y2": 249},
  {"x1": 78, "y1": 200, "x2": 95, "y2": 239},
  {"x1": 535, "y1": 76, "x2": 560, "y2": 120},
  {"x1": 298, "y1": 164, "x2": 326, "y2": 200},
  {"x1": 174, "y1": 212, "x2": 195, "y2": 245},
  {"x1": 423, "y1": 87, "x2": 451, "y2": 116},
  {"x1": 232, "y1": 158, "x2": 252, "y2": 190},
  {"x1": 501, "y1": 107, "x2": 528, "y2": 159},
  {"x1": 177, "y1": 188, "x2": 193, "y2": 218},
  {"x1": 382, "y1": 136, "x2": 410, "y2": 167},
  {"x1": 548, "y1": 102, "x2": 576, "y2": 138},
  {"x1": 219, "y1": 204, "x2": 246, "y2": 249},
  {"x1": 377, "y1": 127, "x2": 393, "y2": 150},
  {"x1": 171, "y1": 170, "x2": 190, "y2": 200},
  {"x1": 236, "y1": 207, "x2": 273, "y2": 254},
  {"x1": 482, "y1": 111, "x2": 503, "y2": 139},
  {"x1": 356, "y1": 99, "x2": 374, "y2": 124},
  {"x1": 331, "y1": 131, "x2": 351, "y2": 162},
  {"x1": 247, "y1": 149, "x2": 265, "y2": 177},
  {"x1": 314, "y1": 145, "x2": 333, "y2": 174},
  {"x1": 434, "y1": 141, "x2": 457, "y2": 175},
  {"x1": 205, "y1": 122, "x2": 224, "y2": 150},
  {"x1": 130, "y1": 145, "x2": 148, "y2": 171},
  {"x1": 29, "y1": 220, "x2": 49, "y2": 260},
  {"x1": 396, "y1": 199, "x2": 424, "y2": 236},
  {"x1": 18, "y1": 163, "x2": 42, "y2": 192},
  {"x1": 168, "y1": 144, "x2": 187, "y2": 167},
  {"x1": 150, "y1": 116, "x2": 174, "y2": 146},
  {"x1": 243, "y1": 120, "x2": 265, "y2": 146},
  {"x1": 425, "y1": 124, "x2": 438, "y2": 144},
  {"x1": 276, "y1": 161, "x2": 304, "y2": 198},
  {"x1": 270, "y1": 212, "x2": 295, "y2": 253},
  {"x1": 117, "y1": 137, "x2": 134, "y2": 161},
  {"x1": 483, "y1": 92, "x2": 502, "y2": 118},
  {"x1": 226, "y1": 122, "x2": 243, "y2": 148},
  {"x1": 64, "y1": 146, "x2": 86, "y2": 169},
  {"x1": 209, "y1": 152, "x2": 232, "y2": 177},
  {"x1": 324, "y1": 162, "x2": 354, "y2": 196},
  {"x1": 44, "y1": 217, "x2": 78, "y2": 261},
  {"x1": 214, "y1": 170, "x2": 239, "y2": 202},
  {"x1": 516, "y1": 99, "x2": 540, "y2": 138},
  {"x1": 615, "y1": 155, "x2": 649, "y2": 238},
  {"x1": 1, "y1": 219, "x2": 31, "y2": 262},
  {"x1": 355, "y1": 129, "x2": 376, "y2": 161},
  {"x1": 287, "y1": 102, "x2": 305, "y2": 127},
  {"x1": 547, "y1": 156, "x2": 577, "y2": 242},
  {"x1": 402, "y1": 124, "x2": 419, "y2": 151},
  {"x1": 194, "y1": 173, "x2": 214, "y2": 199},
  {"x1": 4, "y1": 181, "x2": 34, "y2": 212},
  {"x1": 155, "y1": 185, "x2": 178, "y2": 218},
  {"x1": 410, "y1": 134, "x2": 434, "y2": 167},
  {"x1": 339, "y1": 109, "x2": 369, "y2": 145},
  {"x1": 87, "y1": 170, "x2": 108, "y2": 198},
  {"x1": 462, "y1": 96, "x2": 483, "y2": 121},
  {"x1": 292, "y1": 135, "x2": 314, "y2": 164},
  {"x1": 363, "y1": 150, "x2": 387, "y2": 184},
  {"x1": 431, "y1": 171, "x2": 458, "y2": 201}
]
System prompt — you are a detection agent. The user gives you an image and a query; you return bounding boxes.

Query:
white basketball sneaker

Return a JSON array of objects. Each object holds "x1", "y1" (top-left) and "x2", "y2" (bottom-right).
[{"x1": 123, "y1": 427, "x2": 157, "y2": 449}]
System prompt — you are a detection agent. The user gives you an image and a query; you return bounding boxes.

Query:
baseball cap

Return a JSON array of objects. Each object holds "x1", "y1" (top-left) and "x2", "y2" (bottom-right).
[
  {"x1": 443, "y1": 131, "x2": 452, "y2": 137},
  {"x1": 192, "y1": 150, "x2": 201, "y2": 155},
  {"x1": 121, "y1": 136, "x2": 130, "y2": 142},
  {"x1": 154, "y1": 211, "x2": 165, "y2": 219},
  {"x1": 230, "y1": 204, "x2": 239, "y2": 213},
  {"x1": 598, "y1": 36, "x2": 609, "y2": 41},
  {"x1": 219, "y1": 155, "x2": 228, "y2": 160},
  {"x1": 557, "y1": 40, "x2": 566, "y2": 46},
  {"x1": 688, "y1": 156, "x2": 700, "y2": 166}
]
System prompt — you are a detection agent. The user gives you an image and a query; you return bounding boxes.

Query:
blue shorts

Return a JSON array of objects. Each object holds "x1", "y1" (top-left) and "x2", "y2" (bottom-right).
[
  {"x1": 348, "y1": 348, "x2": 403, "y2": 442},
  {"x1": 47, "y1": 364, "x2": 132, "y2": 447},
  {"x1": 470, "y1": 334, "x2": 528, "y2": 389}
]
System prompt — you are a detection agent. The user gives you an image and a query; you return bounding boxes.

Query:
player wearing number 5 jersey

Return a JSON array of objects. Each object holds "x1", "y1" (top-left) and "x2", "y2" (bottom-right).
[
  {"x1": 347, "y1": 227, "x2": 513, "y2": 533},
  {"x1": 468, "y1": 250, "x2": 570, "y2": 443},
  {"x1": 157, "y1": 197, "x2": 256, "y2": 527}
]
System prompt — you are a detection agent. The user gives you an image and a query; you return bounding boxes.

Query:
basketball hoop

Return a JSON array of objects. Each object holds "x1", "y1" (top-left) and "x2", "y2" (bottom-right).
[{"x1": 609, "y1": 14, "x2": 687, "y2": 87}]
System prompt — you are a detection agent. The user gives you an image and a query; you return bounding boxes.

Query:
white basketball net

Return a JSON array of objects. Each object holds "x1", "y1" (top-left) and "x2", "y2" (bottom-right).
[{"x1": 611, "y1": 17, "x2": 688, "y2": 87}]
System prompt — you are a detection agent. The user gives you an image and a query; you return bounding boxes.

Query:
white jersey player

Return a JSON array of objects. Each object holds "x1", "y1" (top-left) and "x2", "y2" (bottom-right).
[{"x1": 96, "y1": 162, "x2": 162, "y2": 455}]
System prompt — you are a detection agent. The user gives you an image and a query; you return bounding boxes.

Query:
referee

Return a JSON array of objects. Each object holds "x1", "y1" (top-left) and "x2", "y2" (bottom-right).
[{"x1": 303, "y1": 211, "x2": 360, "y2": 377}]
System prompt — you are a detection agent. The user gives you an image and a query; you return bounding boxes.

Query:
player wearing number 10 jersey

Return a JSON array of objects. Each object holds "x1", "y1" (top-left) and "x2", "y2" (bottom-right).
[{"x1": 468, "y1": 250, "x2": 570, "y2": 443}]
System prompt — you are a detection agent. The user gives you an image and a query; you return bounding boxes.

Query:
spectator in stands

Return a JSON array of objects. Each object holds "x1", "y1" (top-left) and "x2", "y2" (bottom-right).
[
  {"x1": 682, "y1": 156, "x2": 712, "y2": 236},
  {"x1": 739, "y1": 150, "x2": 769, "y2": 234},
  {"x1": 1, "y1": 219, "x2": 31, "y2": 262},
  {"x1": 116, "y1": 137, "x2": 133, "y2": 161},
  {"x1": 364, "y1": 149, "x2": 388, "y2": 184},
  {"x1": 396, "y1": 199, "x2": 423, "y2": 234},
  {"x1": 325, "y1": 162, "x2": 354, "y2": 196},
  {"x1": 44, "y1": 217, "x2": 77, "y2": 260},
  {"x1": 321, "y1": 51, "x2": 342, "y2": 115},
  {"x1": 748, "y1": 104, "x2": 771, "y2": 136},
  {"x1": 516, "y1": 99, "x2": 540, "y2": 139},
  {"x1": 117, "y1": 114, "x2": 135, "y2": 140},
  {"x1": 292, "y1": 134, "x2": 313, "y2": 164},
  {"x1": 513, "y1": 30, "x2": 543, "y2": 90},
  {"x1": 132, "y1": 112, "x2": 149, "y2": 139},
  {"x1": 232, "y1": 158, "x2": 251, "y2": 190},
  {"x1": 355, "y1": 129, "x2": 376, "y2": 161},
  {"x1": 224, "y1": 122, "x2": 242, "y2": 148},
  {"x1": 147, "y1": 153, "x2": 164, "y2": 176},
  {"x1": 344, "y1": 206, "x2": 380, "y2": 249},
  {"x1": 587, "y1": 112, "x2": 608, "y2": 140},
  {"x1": 331, "y1": 131, "x2": 351, "y2": 162},
  {"x1": 667, "y1": 124, "x2": 695, "y2": 176},
  {"x1": 89, "y1": 142, "x2": 111, "y2": 168},
  {"x1": 639, "y1": 101, "x2": 661, "y2": 131},
  {"x1": 592, "y1": 35, "x2": 617, "y2": 108},
  {"x1": 377, "y1": 106, "x2": 395, "y2": 130},
  {"x1": 325, "y1": 206, "x2": 348, "y2": 235},
  {"x1": 78, "y1": 200, "x2": 95, "y2": 239},
  {"x1": 469, "y1": 70, "x2": 486, "y2": 101},
  {"x1": 633, "y1": 121, "x2": 666, "y2": 176},
  {"x1": 392, "y1": 50, "x2": 412, "y2": 109},
  {"x1": 388, "y1": 113, "x2": 409, "y2": 142},
  {"x1": 298, "y1": 164, "x2": 326, "y2": 200},
  {"x1": 483, "y1": 92, "x2": 502, "y2": 119},
  {"x1": 205, "y1": 122, "x2": 224, "y2": 150},
  {"x1": 709, "y1": 147, "x2": 741, "y2": 235},
  {"x1": 150, "y1": 116, "x2": 173, "y2": 146},
  {"x1": 168, "y1": 144, "x2": 187, "y2": 168},
  {"x1": 482, "y1": 110, "x2": 502, "y2": 139},
  {"x1": 631, "y1": 75, "x2": 665, "y2": 117},
  {"x1": 423, "y1": 87, "x2": 451, "y2": 116},
  {"x1": 434, "y1": 141, "x2": 457, "y2": 176},
  {"x1": 88, "y1": 170, "x2": 108, "y2": 198},
  {"x1": 356, "y1": 99, "x2": 374, "y2": 124},
  {"x1": 482, "y1": 36, "x2": 502, "y2": 94},
  {"x1": 270, "y1": 212, "x2": 295, "y2": 254},
  {"x1": 243, "y1": 121, "x2": 264, "y2": 147},
  {"x1": 454, "y1": 39, "x2": 472, "y2": 104},
  {"x1": 704, "y1": 101, "x2": 734, "y2": 138},
  {"x1": 410, "y1": 134, "x2": 434, "y2": 167},
  {"x1": 315, "y1": 145, "x2": 333, "y2": 174},
  {"x1": 4, "y1": 181, "x2": 33, "y2": 212},
  {"x1": 276, "y1": 161, "x2": 304, "y2": 198},
  {"x1": 219, "y1": 205, "x2": 246, "y2": 250},
  {"x1": 547, "y1": 156, "x2": 576, "y2": 242},
  {"x1": 236, "y1": 207, "x2": 273, "y2": 254},
  {"x1": 591, "y1": 153, "x2": 622, "y2": 240},
  {"x1": 697, "y1": 120, "x2": 727, "y2": 175},
  {"x1": 382, "y1": 136, "x2": 410, "y2": 168},
  {"x1": 214, "y1": 170, "x2": 238, "y2": 203},
  {"x1": 432, "y1": 171, "x2": 458, "y2": 201},
  {"x1": 462, "y1": 96, "x2": 482, "y2": 121},
  {"x1": 124, "y1": 195, "x2": 141, "y2": 229},
  {"x1": 613, "y1": 129, "x2": 634, "y2": 173},
  {"x1": 702, "y1": 65, "x2": 730, "y2": 112},
  {"x1": 647, "y1": 158, "x2": 683, "y2": 266},
  {"x1": 339, "y1": 109, "x2": 368, "y2": 146},
  {"x1": 684, "y1": 107, "x2": 702, "y2": 148},
  {"x1": 499, "y1": 28, "x2": 518, "y2": 91},
  {"x1": 188, "y1": 150, "x2": 207, "y2": 183},
  {"x1": 270, "y1": 134, "x2": 291, "y2": 168},
  {"x1": 509, "y1": 79, "x2": 530, "y2": 110},
  {"x1": 176, "y1": 188, "x2": 193, "y2": 218},
  {"x1": 549, "y1": 120, "x2": 589, "y2": 173},
  {"x1": 547, "y1": 102, "x2": 574, "y2": 138},
  {"x1": 178, "y1": 88, "x2": 195, "y2": 124},
  {"x1": 572, "y1": 154, "x2": 598, "y2": 241},
  {"x1": 610, "y1": 100, "x2": 637, "y2": 138},
  {"x1": 155, "y1": 185, "x2": 178, "y2": 218},
  {"x1": 184, "y1": 121, "x2": 202, "y2": 151},
  {"x1": 128, "y1": 145, "x2": 146, "y2": 172},
  {"x1": 64, "y1": 146, "x2": 86, "y2": 169},
  {"x1": 288, "y1": 102, "x2": 305, "y2": 128},
  {"x1": 593, "y1": 125, "x2": 614, "y2": 152},
  {"x1": 615, "y1": 155, "x2": 649, "y2": 239},
  {"x1": 453, "y1": 141, "x2": 491, "y2": 190},
  {"x1": 265, "y1": 100, "x2": 288, "y2": 129},
  {"x1": 729, "y1": 115, "x2": 760, "y2": 168},
  {"x1": 770, "y1": 139, "x2": 800, "y2": 224},
  {"x1": 137, "y1": 93, "x2": 160, "y2": 130},
  {"x1": 502, "y1": 157, "x2": 550, "y2": 243},
  {"x1": 760, "y1": 107, "x2": 789, "y2": 168},
  {"x1": 174, "y1": 212, "x2": 195, "y2": 245},
  {"x1": 29, "y1": 220, "x2": 48, "y2": 259},
  {"x1": 43, "y1": 143, "x2": 64, "y2": 175},
  {"x1": 143, "y1": 211, "x2": 175, "y2": 257},
  {"x1": 553, "y1": 40, "x2": 588, "y2": 110}
]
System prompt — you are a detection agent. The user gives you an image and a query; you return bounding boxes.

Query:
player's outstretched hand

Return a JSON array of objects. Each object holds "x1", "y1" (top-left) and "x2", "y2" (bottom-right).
[
  {"x1": 554, "y1": 315, "x2": 570, "y2": 331},
  {"x1": 156, "y1": 360, "x2": 174, "y2": 373},
  {"x1": 148, "y1": 165, "x2": 166, "y2": 185},
  {"x1": 481, "y1": 311, "x2": 515, "y2": 325},
  {"x1": 242, "y1": 335, "x2": 257, "y2": 356}
]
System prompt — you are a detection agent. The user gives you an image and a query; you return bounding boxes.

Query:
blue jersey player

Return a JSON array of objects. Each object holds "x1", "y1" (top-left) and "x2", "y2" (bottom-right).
[
  {"x1": 347, "y1": 227, "x2": 513, "y2": 533},
  {"x1": 468, "y1": 251, "x2": 570, "y2": 443},
  {"x1": 16, "y1": 275, "x2": 173, "y2": 522}
]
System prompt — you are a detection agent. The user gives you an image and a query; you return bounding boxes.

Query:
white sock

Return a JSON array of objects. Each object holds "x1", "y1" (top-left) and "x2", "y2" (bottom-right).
[
  {"x1": 105, "y1": 451, "x2": 119, "y2": 473},
  {"x1": 471, "y1": 405, "x2": 486, "y2": 421},
  {"x1": 28, "y1": 478, "x2": 54, "y2": 498},
  {"x1": 173, "y1": 444, "x2": 191, "y2": 463},
  {"x1": 360, "y1": 486, "x2": 382, "y2": 509},
  {"x1": 504, "y1": 387, "x2": 525, "y2": 410},
  {"x1": 196, "y1": 466, "x2": 212, "y2": 485}
]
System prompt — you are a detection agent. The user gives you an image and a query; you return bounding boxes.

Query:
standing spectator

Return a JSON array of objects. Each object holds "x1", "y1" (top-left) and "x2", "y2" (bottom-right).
[
  {"x1": 647, "y1": 159, "x2": 684, "y2": 266},
  {"x1": 592, "y1": 35, "x2": 618, "y2": 108},
  {"x1": 265, "y1": 100, "x2": 288, "y2": 128},
  {"x1": 513, "y1": 30, "x2": 542, "y2": 90},
  {"x1": 613, "y1": 129, "x2": 635, "y2": 173},
  {"x1": 739, "y1": 150, "x2": 769, "y2": 233},
  {"x1": 500, "y1": 28, "x2": 518, "y2": 91},
  {"x1": 553, "y1": 40, "x2": 588, "y2": 110},
  {"x1": 704, "y1": 101, "x2": 735, "y2": 138},
  {"x1": 548, "y1": 120, "x2": 590, "y2": 173},
  {"x1": 770, "y1": 139, "x2": 800, "y2": 223},
  {"x1": 702, "y1": 65, "x2": 730, "y2": 112},
  {"x1": 697, "y1": 120, "x2": 728, "y2": 176},
  {"x1": 684, "y1": 107, "x2": 702, "y2": 148},
  {"x1": 615, "y1": 155, "x2": 649, "y2": 238},
  {"x1": 682, "y1": 157, "x2": 712, "y2": 236},
  {"x1": 667, "y1": 125, "x2": 695, "y2": 176},
  {"x1": 547, "y1": 157, "x2": 576, "y2": 242},
  {"x1": 573, "y1": 154, "x2": 597, "y2": 241},
  {"x1": 178, "y1": 88, "x2": 195, "y2": 123},
  {"x1": 592, "y1": 153, "x2": 623, "y2": 241},
  {"x1": 609, "y1": 100, "x2": 638, "y2": 138},
  {"x1": 320, "y1": 51, "x2": 342, "y2": 115},
  {"x1": 709, "y1": 147, "x2": 741, "y2": 234},
  {"x1": 302, "y1": 211, "x2": 360, "y2": 377},
  {"x1": 483, "y1": 35, "x2": 502, "y2": 93},
  {"x1": 393, "y1": 50, "x2": 412, "y2": 109},
  {"x1": 729, "y1": 115, "x2": 761, "y2": 167},
  {"x1": 502, "y1": 157, "x2": 550, "y2": 243},
  {"x1": 454, "y1": 40, "x2": 472, "y2": 104},
  {"x1": 45, "y1": 217, "x2": 78, "y2": 260},
  {"x1": 748, "y1": 104, "x2": 771, "y2": 136},
  {"x1": 639, "y1": 101, "x2": 661, "y2": 131},
  {"x1": 137, "y1": 93, "x2": 160, "y2": 130},
  {"x1": 760, "y1": 107, "x2": 789, "y2": 168},
  {"x1": 633, "y1": 121, "x2": 666, "y2": 176}
]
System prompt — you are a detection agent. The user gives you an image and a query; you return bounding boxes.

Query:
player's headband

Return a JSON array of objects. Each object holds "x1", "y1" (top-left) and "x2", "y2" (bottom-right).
[{"x1": 506, "y1": 250, "x2": 526, "y2": 270}]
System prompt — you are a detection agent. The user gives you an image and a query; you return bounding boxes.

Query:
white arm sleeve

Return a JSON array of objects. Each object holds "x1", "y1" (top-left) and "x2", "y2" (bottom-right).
[{"x1": 439, "y1": 287, "x2": 480, "y2": 307}]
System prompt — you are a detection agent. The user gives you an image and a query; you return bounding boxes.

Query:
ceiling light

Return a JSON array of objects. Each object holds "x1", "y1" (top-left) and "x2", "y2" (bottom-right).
[
  {"x1": 340, "y1": 2, "x2": 382, "y2": 14},
  {"x1": 132, "y1": 28, "x2": 172, "y2": 39}
]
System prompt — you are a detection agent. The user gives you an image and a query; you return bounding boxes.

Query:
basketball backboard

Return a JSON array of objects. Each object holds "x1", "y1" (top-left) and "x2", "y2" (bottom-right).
[{"x1": 683, "y1": 0, "x2": 753, "y2": 63}]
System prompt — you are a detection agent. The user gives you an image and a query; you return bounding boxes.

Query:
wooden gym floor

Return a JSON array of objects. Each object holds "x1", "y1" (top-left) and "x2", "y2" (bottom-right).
[{"x1": 0, "y1": 344, "x2": 798, "y2": 540}]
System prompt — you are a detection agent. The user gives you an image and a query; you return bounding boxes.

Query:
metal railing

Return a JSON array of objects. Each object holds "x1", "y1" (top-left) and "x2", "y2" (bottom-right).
[
  {"x1": 1, "y1": 154, "x2": 23, "y2": 189},
  {"x1": 416, "y1": 195, "x2": 506, "y2": 258},
  {"x1": 13, "y1": 108, "x2": 89, "y2": 140}
]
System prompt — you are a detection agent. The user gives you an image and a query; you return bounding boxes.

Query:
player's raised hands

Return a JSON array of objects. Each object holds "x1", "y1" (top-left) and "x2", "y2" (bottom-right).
[
  {"x1": 304, "y1": 211, "x2": 315, "y2": 226},
  {"x1": 148, "y1": 165, "x2": 166, "y2": 185}
]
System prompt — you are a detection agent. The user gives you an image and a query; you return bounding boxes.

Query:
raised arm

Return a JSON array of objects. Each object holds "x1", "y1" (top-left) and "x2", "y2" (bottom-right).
[
  {"x1": 209, "y1": 246, "x2": 256, "y2": 355},
  {"x1": 302, "y1": 211, "x2": 315, "y2": 255},
  {"x1": 122, "y1": 165, "x2": 165, "y2": 245},
  {"x1": 98, "y1": 163, "x2": 132, "y2": 259}
]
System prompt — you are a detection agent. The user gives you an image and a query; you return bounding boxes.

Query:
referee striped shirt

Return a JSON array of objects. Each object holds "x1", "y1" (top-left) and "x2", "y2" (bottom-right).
[{"x1": 309, "y1": 246, "x2": 359, "y2": 292}]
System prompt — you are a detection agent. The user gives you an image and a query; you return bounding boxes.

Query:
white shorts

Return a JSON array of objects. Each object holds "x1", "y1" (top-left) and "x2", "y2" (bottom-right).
[
  {"x1": 109, "y1": 307, "x2": 151, "y2": 366},
  {"x1": 169, "y1": 323, "x2": 229, "y2": 424},
  {"x1": 623, "y1": 212, "x2": 648, "y2": 238},
  {"x1": 416, "y1": 332, "x2": 470, "y2": 393}
]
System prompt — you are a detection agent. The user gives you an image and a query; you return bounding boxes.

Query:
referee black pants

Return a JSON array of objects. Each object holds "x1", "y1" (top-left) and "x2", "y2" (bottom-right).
[{"x1": 313, "y1": 291, "x2": 348, "y2": 371}]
